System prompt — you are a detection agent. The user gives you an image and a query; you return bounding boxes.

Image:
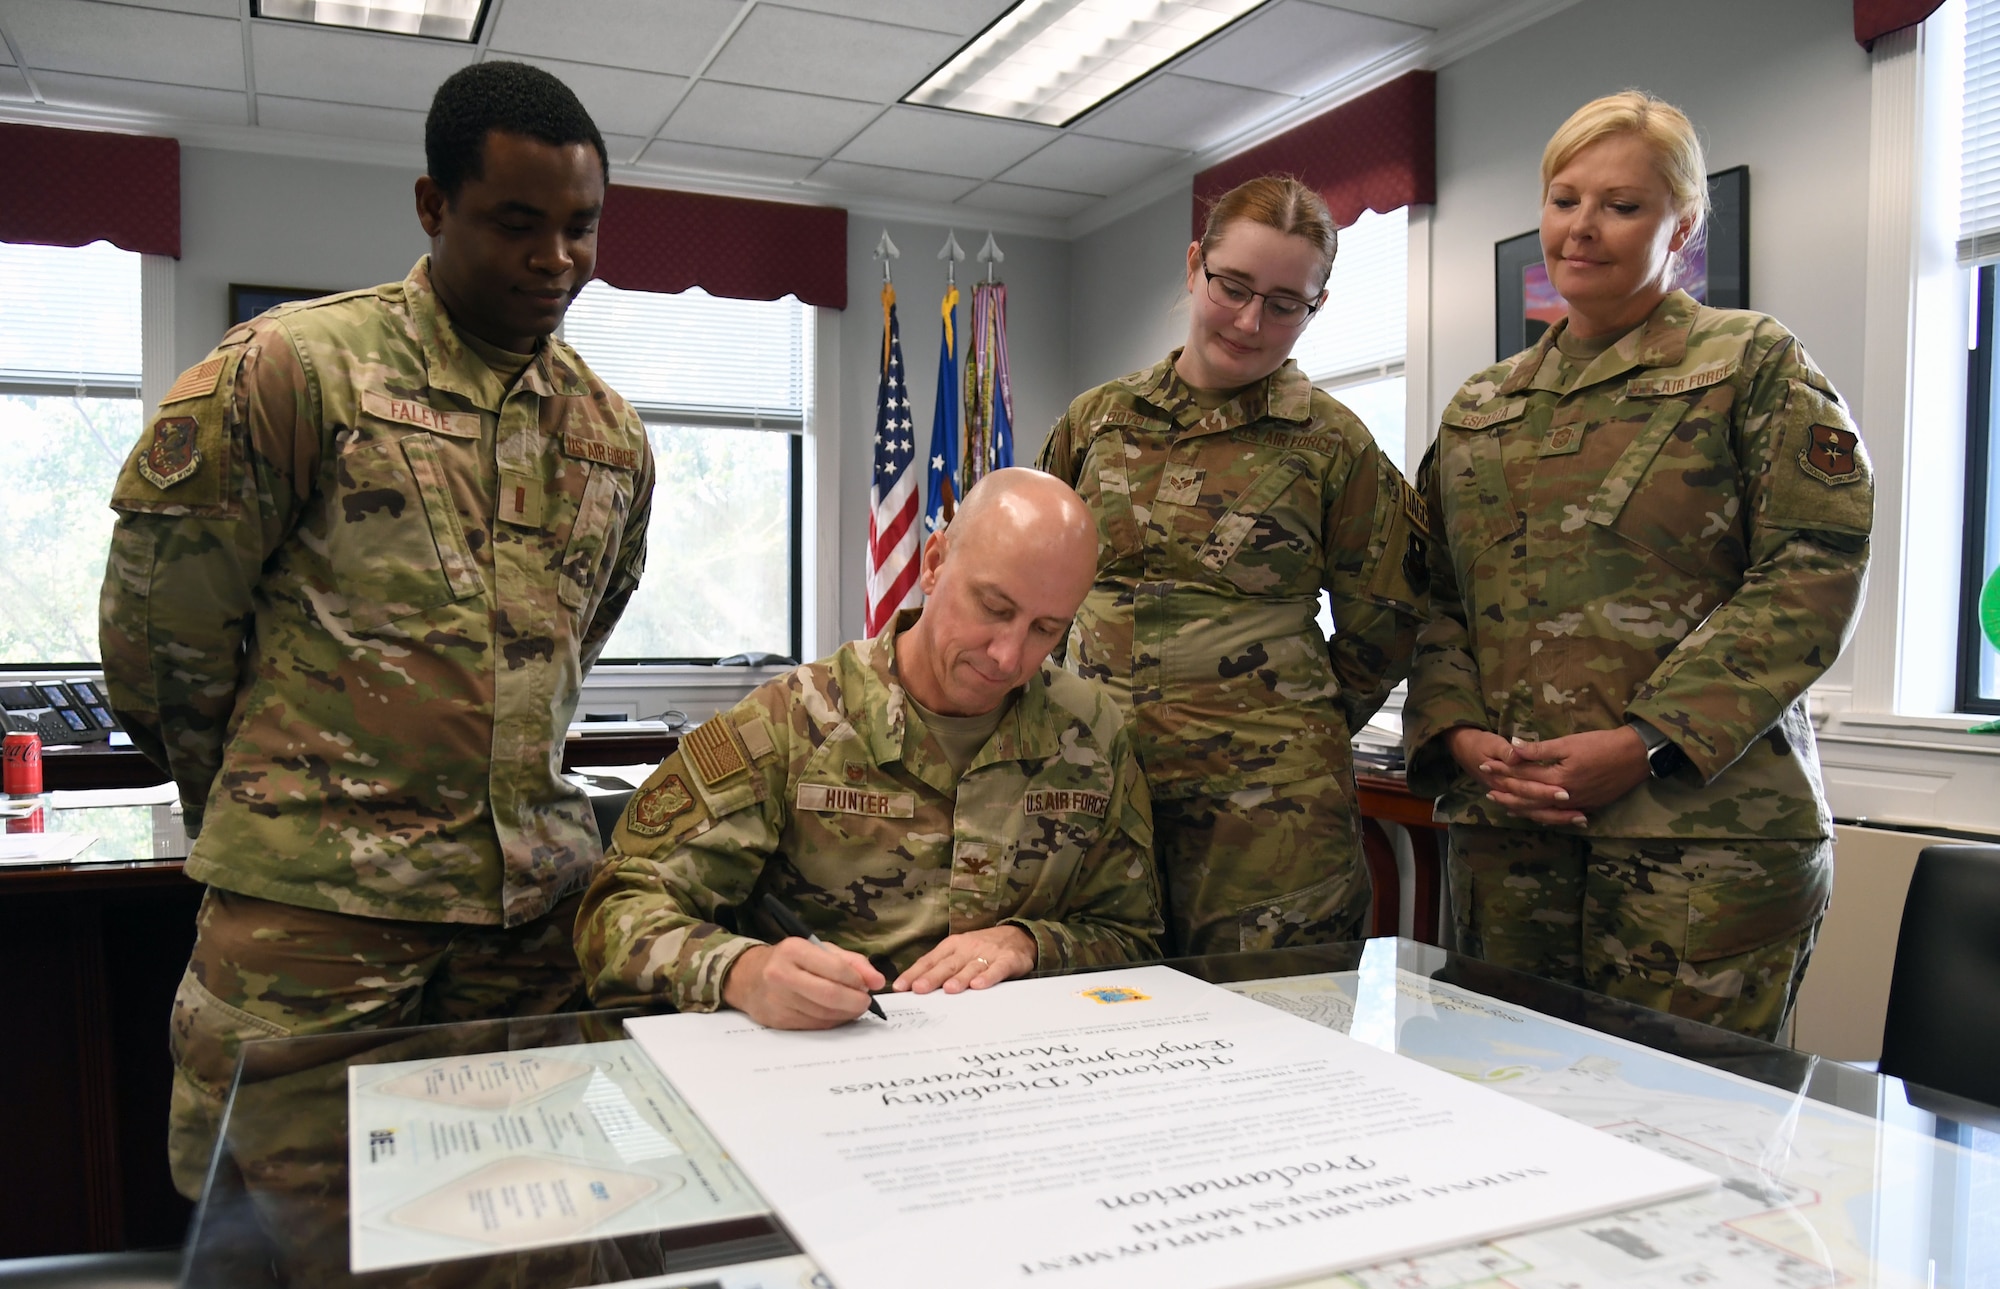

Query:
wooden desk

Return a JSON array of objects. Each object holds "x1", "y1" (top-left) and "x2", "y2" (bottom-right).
[{"x1": 1355, "y1": 772, "x2": 1446, "y2": 946}]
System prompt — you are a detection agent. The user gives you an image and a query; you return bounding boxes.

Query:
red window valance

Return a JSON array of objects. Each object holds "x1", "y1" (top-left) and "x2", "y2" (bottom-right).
[
  {"x1": 0, "y1": 122, "x2": 180, "y2": 258},
  {"x1": 597, "y1": 184, "x2": 847, "y2": 311},
  {"x1": 1192, "y1": 70, "x2": 1435, "y2": 236},
  {"x1": 1855, "y1": 0, "x2": 1945, "y2": 48}
]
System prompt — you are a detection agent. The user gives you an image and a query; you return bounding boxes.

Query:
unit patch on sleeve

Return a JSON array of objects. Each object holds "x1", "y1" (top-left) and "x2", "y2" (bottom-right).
[
  {"x1": 627, "y1": 774, "x2": 695, "y2": 836},
  {"x1": 1799, "y1": 424, "x2": 1863, "y2": 485},
  {"x1": 137, "y1": 417, "x2": 203, "y2": 489}
]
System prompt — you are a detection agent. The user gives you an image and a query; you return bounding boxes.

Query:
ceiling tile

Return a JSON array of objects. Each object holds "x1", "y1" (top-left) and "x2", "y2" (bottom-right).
[
  {"x1": 486, "y1": 0, "x2": 742, "y2": 77},
  {"x1": 3, "y1": 0, "x2": 245, "y2": 90},
  {"x1": 1174, "y1": 0, "x2": 1424, "y2": 99},
  {"x1": 251, "y1": 23, "x2": 472, "y2": 113},
  {"x1": 663, "y1": 81, "x2": 879, "y2": 155},
  {"x1": 636, "y1": 138, "x2": 824, "y2": 182},
  {"x1": 0, "y1": 67, "x2": 31, "y2": 101},
  {"x1": 956, "y1": 181, "x2": 1095, "y2": 219},
  {"x1": 802, "y1": 0, "x2": 1010, "y2": 37},
  {"x1": 1073, "y1": 74, "x2": 1292, "y2": 151},
  {"x1": 809, "y1": 159, "x2": 980, "y2": 204},
  {"x1": 834, "y1": 107, "x2": 1052, "y2": 180},
  {"x1": 34, "y1": 70, "x2": 249, "y2": 124},
  {"x1": 258, "y1": 93, "x2": 425, "y2": 145},
  {"x1": 996, "y1": 134, "x2": 1184, "y2": 197},
  {"x1": 502, "y1": 54, "x2": 688, "y2": 138},
  {"x1": 704, "y1": 5, "x2": 962, "y2": 104},
  {"x1": 1301, "y1": 0, "x2": 1484, "y2": 28}
]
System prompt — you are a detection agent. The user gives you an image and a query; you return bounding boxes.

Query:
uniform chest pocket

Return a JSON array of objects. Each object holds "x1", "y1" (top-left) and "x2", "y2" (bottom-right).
[
  {"x1": 324, "y1": 432, "x2": 479, "y2": 632},
  {"x1": 1435, "y1": 424, "x2": 1524, "y2": 583},
  {"x1": 1001, "y1": 784, "x2": 1114, "y2": 899},
  {"x1": 1582, "y1": 398, "x2": 1744, "y2": 580},
  {"x1": 1076, "y1": 430, "x2": 1145, "y2": 562},
  {"x1": 1196, "y1": 454, "x2": 1318, "y2": 594},
  {"x1": 554, "y1": 457, "x2": 637, "y2": 614}
]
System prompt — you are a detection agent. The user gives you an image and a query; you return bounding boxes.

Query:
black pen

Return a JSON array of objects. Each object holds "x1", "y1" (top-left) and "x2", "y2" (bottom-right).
[{"x1": 760, "y1": 893, "x2": 888, "y2": 1020}]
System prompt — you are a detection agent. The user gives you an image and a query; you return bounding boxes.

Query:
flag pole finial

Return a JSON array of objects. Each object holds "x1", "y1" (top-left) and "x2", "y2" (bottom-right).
[
  {"x1": 874, "y1": 229, "x2": 900, "y2": 283},
  {"x1": 977, "y1": 232, "x2": 1005, "y2": 284},
  {"x1": 938, "y1": 230, "x2": 966, "y2": 287}
]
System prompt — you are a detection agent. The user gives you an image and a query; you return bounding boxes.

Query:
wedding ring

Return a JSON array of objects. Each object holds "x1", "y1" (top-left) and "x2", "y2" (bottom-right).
[{"x1": 974, "y1": 956, "x2": 989, "y2": 966}]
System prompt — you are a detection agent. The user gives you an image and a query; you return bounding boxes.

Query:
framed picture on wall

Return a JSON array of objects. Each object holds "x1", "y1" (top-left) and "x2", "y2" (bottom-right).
[
  {"x1": 1493, "y1": 164, "x2": 1749, "y2": 360},
  {"x1": 229, "y1": 283, "x2": 335, "y2": 327}
]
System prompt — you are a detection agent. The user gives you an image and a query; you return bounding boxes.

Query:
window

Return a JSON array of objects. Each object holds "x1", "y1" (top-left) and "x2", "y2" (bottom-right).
[
  {"x1": 0, "y1": 240, "x2": 144, "y2": 666},
  {"x1": 1289, "y1": 205, "x2": 1409, "y2": 466},
  {"x1": 561, "y1": 282, "x2": 808, "y2": 663}
]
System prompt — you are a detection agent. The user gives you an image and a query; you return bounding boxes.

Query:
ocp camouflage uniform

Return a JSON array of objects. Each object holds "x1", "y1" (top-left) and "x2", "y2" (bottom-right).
[
  {"x1": 1038, "y1": 353, "x2": 1428, "y2": 956},
  {"x1": 100, "y1": 257, "x2": 654, "y2": 1194},
  {"x1": 1404, "y1": 291, "x2": 1872, "y2": 1040},
  {"x1": 577, "y1": 609, "x2": 1162, "y2": 1010}
]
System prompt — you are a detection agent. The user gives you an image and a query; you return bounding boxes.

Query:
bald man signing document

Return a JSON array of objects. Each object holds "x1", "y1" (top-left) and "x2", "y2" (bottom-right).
[{"x1": 577, "y1": 469, "x2": 1163, "y2": 1028}]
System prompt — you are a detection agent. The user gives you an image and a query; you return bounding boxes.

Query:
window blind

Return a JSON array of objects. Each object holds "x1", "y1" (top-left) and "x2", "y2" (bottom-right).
[
  {"x1": 0, "y1": 240, "x2": 142, "y2": 389},
  {"x1": 1289, "y1": 206, "x2": 1408, "y2": 385},
  {"x1": 1961, "y1": 0, "x2": 2000, "y2": 263},
  {"x1": 563, "y1": 281, "x2": 806, "y2": 425}
]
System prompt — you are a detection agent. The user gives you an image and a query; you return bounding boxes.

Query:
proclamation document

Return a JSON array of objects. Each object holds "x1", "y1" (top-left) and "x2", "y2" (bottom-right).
[
  {"x1": 626, "y1": 966, "x2": 1712, "y2": 1289},
  {"x1": 347, "y1": 1040, "x2": 767, "y2": 1272}
]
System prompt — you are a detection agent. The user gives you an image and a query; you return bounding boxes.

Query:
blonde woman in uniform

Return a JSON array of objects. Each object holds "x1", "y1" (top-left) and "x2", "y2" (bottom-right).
[
  {"x1": 1039, "y1": 175, "x2": 1429, "y2": 957},
  {"x1": 1404, "y1": 93, "x2": 1873, "y2": 1039}
]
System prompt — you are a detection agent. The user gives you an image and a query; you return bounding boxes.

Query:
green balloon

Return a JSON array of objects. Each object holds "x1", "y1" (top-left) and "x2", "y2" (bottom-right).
[{"x1": 1985, "y1": 564, "x2": 2000, "y2": 651}]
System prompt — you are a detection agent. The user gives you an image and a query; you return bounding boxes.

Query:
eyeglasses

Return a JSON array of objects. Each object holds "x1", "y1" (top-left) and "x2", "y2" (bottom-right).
[{"x1": 1201, "y1": 265, "x2": 1322, "y2": 329}]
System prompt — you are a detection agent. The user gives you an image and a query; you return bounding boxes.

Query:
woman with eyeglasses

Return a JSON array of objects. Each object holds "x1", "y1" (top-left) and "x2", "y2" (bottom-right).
[
  {"x1": 1402, "y1": 92, "x2": 1873, "y2": 1040},
  {"x1": 1037, "y1": 174, "x2": 1429, "y2": 957}
]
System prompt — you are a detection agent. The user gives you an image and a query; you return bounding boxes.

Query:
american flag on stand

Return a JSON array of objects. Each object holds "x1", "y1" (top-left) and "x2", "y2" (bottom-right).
[{"x1": 866, "y1": 281, "x2": 921, "y2": 636}]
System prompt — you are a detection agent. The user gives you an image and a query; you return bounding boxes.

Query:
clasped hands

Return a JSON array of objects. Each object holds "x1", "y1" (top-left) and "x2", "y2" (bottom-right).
[
  {"x1": 720, "y1": 924, "x2": 1036, "y2": 1030},
  {"x1": 1444, "y1": 726, "x2": 1652, "y2": 827}
]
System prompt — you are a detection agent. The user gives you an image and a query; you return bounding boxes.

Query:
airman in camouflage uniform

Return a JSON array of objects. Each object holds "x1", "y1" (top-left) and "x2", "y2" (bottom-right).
[
  {"x1": 577, "y1": 606, "x2": 1162, "y2": 1014},
  {"x1": 1404, "y1": 291, "x2": 1872, "y2": 1040},
  {"x1": 1038, "y1": 353, "x2": 1428, "y2": 956},
  {"x1": 100, "y1": 64, "x2": 652, "y2": 1196}
]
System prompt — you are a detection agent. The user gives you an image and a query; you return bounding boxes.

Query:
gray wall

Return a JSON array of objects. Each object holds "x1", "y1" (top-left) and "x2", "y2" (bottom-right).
[
  {"x1": 175, "y1": 146, "x2": 426, "y2": 368},
  {"x1": 835, "y1": 218, "x2": 1071, "y2": 641},
  {"x1": 1067, "y1": 188, "x2": 1191, "y2": 394}
]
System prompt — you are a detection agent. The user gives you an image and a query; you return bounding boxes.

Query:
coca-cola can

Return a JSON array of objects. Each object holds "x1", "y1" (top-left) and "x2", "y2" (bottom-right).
[
  {"x1": 3, "y1": 732, "x2": 43, "y2": 796},
  {"x1": 5, "y1": 805, "x2": 44, "y2": 833}
]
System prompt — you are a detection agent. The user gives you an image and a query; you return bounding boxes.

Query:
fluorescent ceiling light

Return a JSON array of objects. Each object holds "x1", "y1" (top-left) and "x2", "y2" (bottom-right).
[
  {"x1": 905, "y1": 0, "x2": 1267, "y2": 127},
  {"x1": 254, "y1": 0, "x2": 488, "y2": 42}
]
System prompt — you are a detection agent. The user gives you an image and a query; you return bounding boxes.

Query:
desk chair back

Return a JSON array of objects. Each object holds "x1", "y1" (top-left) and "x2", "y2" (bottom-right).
[
  {"x1": 1877, "y1": 843, "x2": 2000, "y2": 1107},
  {"x1": 590, "y1": 790, "x2": 636, "y2": 850}
]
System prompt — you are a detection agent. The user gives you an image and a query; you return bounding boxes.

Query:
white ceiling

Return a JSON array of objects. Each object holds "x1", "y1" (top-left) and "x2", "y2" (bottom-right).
[{"x1": 0, "y1": 0, "x2": 1572, "y2": 237}]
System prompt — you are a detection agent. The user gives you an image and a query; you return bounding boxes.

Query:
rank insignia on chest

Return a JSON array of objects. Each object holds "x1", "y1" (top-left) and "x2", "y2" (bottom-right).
[
  {"x1": 628, "y1": 775, "x2": 694, "y2": 835},
  {"x1": 138, "y1": 417, "x2": 203, "y2": 489},
  {"x1": 1800, "y1": 424, "x2": 1863, "y2": 485},
  {"x1": 1155, "y1": 464, "x2": 1205, "y2": 506},
  {"x1": 844, "y1": 762, "x2": 868, "y2": 785}
]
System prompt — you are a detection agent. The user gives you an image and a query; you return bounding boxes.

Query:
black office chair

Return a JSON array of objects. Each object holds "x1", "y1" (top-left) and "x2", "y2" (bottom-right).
[
  {"x1": 591, "y1": 789, "x2": 636, "y2": 847},
  {"x1": 1877, "y1": 844, "x2": 2000, "y2": 1107}
]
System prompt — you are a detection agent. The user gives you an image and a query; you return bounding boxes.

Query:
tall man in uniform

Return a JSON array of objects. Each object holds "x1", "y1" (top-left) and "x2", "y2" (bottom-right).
[
  {"x1": 99, "y1": 62, "x2": 654, "y2": 1196},
  {"x1": 577, "y1": 469, "x2": 1163, "y2": 1028}
]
